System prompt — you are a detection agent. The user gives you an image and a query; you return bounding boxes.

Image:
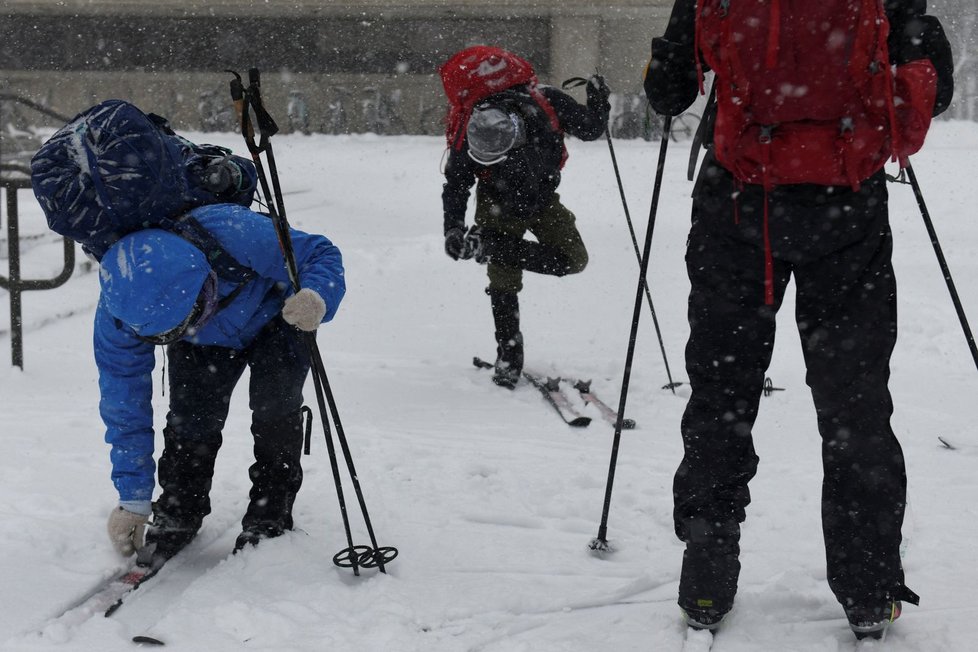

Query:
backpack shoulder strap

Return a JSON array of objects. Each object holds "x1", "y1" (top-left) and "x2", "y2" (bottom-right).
[{"x1": 165, "y1": 214, "x2": 257, "y2": 285}]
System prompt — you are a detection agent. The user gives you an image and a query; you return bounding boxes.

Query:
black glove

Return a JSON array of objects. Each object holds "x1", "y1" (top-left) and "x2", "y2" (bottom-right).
[
  {"x1": 890, "y1": 14, "x2": 954, "y2": 116},
  {"x1": 200, "y1": 157, "x2": 243, "y2": 195},
  {"x1": 444, "y1": 227, "x2": 468, "y2": 260},
  {"x1": 586, "y1": 74, "x2": 611, "y2": 111}
]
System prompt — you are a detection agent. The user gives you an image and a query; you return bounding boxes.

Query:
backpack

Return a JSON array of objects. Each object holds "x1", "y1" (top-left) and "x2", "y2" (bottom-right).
[
  {"x1": 439, "y1": 46, "x2": 564, "y2": 159},
  {"x1": 30, "y1": 99, "x2": 258, "y2": 260},
  {"x1": 695, "y1": 0, "x2": 934, "y2": 189}
]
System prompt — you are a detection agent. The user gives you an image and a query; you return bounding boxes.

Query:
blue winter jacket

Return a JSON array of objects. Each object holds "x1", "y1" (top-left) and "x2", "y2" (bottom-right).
[{"x1": 94, "y1": 204, "x2": 345, "y2": 505}]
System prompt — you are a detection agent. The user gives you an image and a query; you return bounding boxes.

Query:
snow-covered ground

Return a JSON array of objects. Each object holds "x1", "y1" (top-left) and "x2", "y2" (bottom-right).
[{"x1": 2, "y1": 118, "x2": 978, "y2": 651}]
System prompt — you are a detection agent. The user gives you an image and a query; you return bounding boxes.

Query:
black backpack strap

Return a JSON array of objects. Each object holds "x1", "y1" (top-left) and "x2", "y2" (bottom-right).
[
  {"x1": 687, "y1": 78, "x2": 717, "y2": 181},
  {"x1": 165, "y1": 214, "x2": 256, "y2": 285},
  {"x1": 166, "y1": 214, "x2": 258, "y2": 312}
]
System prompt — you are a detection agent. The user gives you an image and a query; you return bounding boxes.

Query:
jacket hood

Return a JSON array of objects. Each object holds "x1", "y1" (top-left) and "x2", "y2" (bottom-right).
[{"x1": 99, "y1": 229, "x2": 211, "y2": 336}]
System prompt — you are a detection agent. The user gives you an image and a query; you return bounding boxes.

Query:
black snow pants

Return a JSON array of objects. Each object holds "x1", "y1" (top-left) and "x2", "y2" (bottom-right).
[
  {"x1": 675, "y1": 157, "x2": 909, "y2": 614},
  {"x1": 158, "y1": 316, "x2": 310, "y2": 534}
]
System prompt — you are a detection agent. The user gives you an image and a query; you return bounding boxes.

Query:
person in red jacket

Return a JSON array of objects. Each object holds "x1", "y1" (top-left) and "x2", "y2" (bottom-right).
[
  {"x1": 441, "y1": 53, "x2": 610, "y2": 388},
  {"x1": 643, "y1": 0, "x2": 953, "y2": 640}
]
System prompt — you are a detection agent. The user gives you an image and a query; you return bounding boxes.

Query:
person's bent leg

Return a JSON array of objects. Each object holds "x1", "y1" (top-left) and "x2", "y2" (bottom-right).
[
  {"x1": 238, "y1": 317, "x2": 311, "y2": 549},
  {"x1": 152, "y1": 340, "x2": 245, "y2": 559}
]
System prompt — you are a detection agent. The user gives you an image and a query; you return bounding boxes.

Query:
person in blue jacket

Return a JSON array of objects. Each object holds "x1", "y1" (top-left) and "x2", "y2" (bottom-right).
[{"x1": 100, "y1": 203, "x2": 344, "y2": 560}]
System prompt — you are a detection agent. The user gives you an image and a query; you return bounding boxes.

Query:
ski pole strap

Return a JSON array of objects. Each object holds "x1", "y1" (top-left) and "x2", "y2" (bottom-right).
[
  {"x1": 246, "y1": 68, "x2": 280, "y2": 149},
  {"x1": 229, "y1": 69, "x2": 279, "y2": 156},
  {"x1": 561, "y1": 76, "x2": 589, "y2": 90}
]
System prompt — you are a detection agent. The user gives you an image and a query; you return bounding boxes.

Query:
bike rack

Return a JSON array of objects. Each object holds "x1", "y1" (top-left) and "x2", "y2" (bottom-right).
[{"x1": 0, "y1": 94, "x2": 74, "y2": 369}]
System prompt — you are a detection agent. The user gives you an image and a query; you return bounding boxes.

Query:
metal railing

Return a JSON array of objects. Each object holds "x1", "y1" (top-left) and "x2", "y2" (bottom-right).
[{"x1": 0, "y1": 95, "x2": 74, "y2": 369}]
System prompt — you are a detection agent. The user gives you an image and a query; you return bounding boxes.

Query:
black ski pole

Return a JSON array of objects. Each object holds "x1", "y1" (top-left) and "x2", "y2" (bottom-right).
[
  {"x1": 230, "y1": 69, "x2": 397, "y2": 573},
  {"x1": 590, "y1": 114, "x2": 672, "y2": 553},
  {"x1": 905, "y1": 163, "x2": 978, "y2": 372},
  {"x1": 603, "y1": 126, "x2": 681, "y2": 393},
  {"x1": 561, "y1": 76, "x2": 680, "y2": 393}
]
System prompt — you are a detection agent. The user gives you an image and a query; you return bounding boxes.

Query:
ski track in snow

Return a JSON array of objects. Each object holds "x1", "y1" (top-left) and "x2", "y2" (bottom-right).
[{"x1": 2, "y1": 124, "x2": 978, "y2": 651}]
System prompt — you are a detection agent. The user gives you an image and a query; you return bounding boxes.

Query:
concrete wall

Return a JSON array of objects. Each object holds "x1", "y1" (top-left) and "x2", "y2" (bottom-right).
[{"x1": 1, "y1": 1, "x2": 673, "y2": 134}]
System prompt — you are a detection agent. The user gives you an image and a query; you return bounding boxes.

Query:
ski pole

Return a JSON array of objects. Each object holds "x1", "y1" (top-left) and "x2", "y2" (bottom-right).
[
  {"x1": 904, "y1": 163, "x2": 978, "y2": 372},
  {"x1": 562, "y1": 76, "x2": 680, "y2": 393},
  {"x1": 590, "y1": 114, "x2": 672, "y2": 553},
  {"x1": 230, "y1": 68, "x2": 397, "y2": 573},
  {"x1": 603, "y1": 126, "x2": 680, "y2": 393}
]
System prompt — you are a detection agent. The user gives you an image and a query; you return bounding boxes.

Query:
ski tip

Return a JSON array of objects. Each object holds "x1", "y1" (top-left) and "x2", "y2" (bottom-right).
[
  {"x1": 937, "y1": 436, "x2": 956, "y2": 450},
  {"x1": 569, "y1": 416, "x2": 592, "y2": 427},
  {"x1": 132, "y1": 635, "x2": 166, "y2": 646}
]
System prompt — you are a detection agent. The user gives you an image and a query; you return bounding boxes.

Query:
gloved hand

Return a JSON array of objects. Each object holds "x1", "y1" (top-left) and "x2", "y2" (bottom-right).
[
  {"x1": 200, "y1": 157, "x2": 244, "y2": 195},
  {"x1": 445, "y1": 226, "x2": 470, "y2": 260},
  {"x1": 587, "y1": 74, "x2": 612, "y2": 110},
  {"x1": 893, "y1": 15, "x2": 943, "y2": 65},
  {"x1": 282, "y1": 288, "x2": 327, "y2": 331},
  {"x1": 107, "y1": 506, "x2": 149, "y2": 557}
]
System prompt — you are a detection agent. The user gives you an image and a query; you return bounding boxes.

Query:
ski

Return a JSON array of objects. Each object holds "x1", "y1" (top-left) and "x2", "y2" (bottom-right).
[
  {"x1": 104, "y1": 557, "x2": 165, "y2": 617},
  {"x1": 523, "y1": 371, "x2": 592, "y2": 427},
  {"x1": 570, "y1": 379, "x2": 636, "y2": 429},
  {"x1": 54, "y1": 556, "x2": 165, "y2": 620},
  {"x1": 473, "y1": 357, "x2": 591, "y2": 427}
]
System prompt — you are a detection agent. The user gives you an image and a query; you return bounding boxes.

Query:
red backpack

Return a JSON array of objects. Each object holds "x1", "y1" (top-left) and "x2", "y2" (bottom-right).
[
  {"x1": 439, "y1": 46, "x2": 562, "y2": 155},
  {"x1": 695, "y1": 0, "x2": 937, "y2": 189}
]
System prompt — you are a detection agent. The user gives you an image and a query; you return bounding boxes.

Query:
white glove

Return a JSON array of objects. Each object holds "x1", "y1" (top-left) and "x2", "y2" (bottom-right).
[
  {"x1": 282, "y1": 288, "x2": 327, "y2": 331},
  {"x1": 107, "y1": 506, "x2": 149, "y2": 556}
]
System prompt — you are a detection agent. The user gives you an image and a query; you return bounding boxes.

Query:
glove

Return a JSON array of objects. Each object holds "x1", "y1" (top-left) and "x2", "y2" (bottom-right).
[
  {"x1": 587, "y1": 74, "x2": 611, "y2": 110},
  {"x1": 200, "y1": 157, "x2": 244, "y2": 195},
  {"x1": 464, "y1": 226, "x2": 489, "y2": 263},
  {"x1": 444, "y1": 227, "x2": 469, "y2": 260},
  {"x1": 282, "y1": 288, "x2": 327, "y2": 331},
  {"x1": 107, "y1": 506, "x2": 149, "y2": 557}
]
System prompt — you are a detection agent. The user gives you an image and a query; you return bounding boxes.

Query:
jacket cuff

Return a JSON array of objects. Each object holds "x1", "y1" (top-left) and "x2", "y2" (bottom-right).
[{"x1": 119, "y1": 499, "x2": 152, "y2": 515}]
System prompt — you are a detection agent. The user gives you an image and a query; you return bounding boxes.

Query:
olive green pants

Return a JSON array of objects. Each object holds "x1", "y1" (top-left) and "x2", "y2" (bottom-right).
[{"x1": 474, "y1": 191, "x2": 588, "y2": 293}]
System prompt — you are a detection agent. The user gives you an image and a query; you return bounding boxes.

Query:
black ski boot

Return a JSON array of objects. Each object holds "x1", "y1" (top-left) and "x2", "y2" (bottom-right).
[
  {"x1": 144, "y1": 427, "x2": 216, "y2": 562},
  {"x1": 234, "y1": 419, "x2": 303, "y2": 553},
  {"x1": 488, "y1": 288, "x2": 523, "y2": 389},
  {"x1": 143, "y1": 505, "x2": 202, "y2": 563},
  {"x1": 677, "y1": 517, "x2": 741, "y2": 632}
]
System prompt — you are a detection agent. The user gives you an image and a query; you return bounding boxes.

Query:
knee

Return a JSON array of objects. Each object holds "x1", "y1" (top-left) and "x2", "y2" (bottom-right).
[{"x1": 562, "y1": 249, "x2": 588, "y2": 275}]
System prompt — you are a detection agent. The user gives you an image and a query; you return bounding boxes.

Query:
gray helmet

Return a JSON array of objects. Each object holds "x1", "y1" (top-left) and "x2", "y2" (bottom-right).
[{"x1": 466, "y1": 105, "x2": 526, "y2": 165}]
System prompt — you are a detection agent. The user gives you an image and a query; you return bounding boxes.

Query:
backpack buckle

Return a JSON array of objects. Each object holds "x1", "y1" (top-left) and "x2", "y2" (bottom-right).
[
  {"x1": 719, "y1": 0, "x2": 730, "y2": 17},
  {"x1": 758, "y1": 125, "x2": 775, "y2": 144},
  {"x1": 839, "y1": 117, "x2": 855, "y2": 136}
]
